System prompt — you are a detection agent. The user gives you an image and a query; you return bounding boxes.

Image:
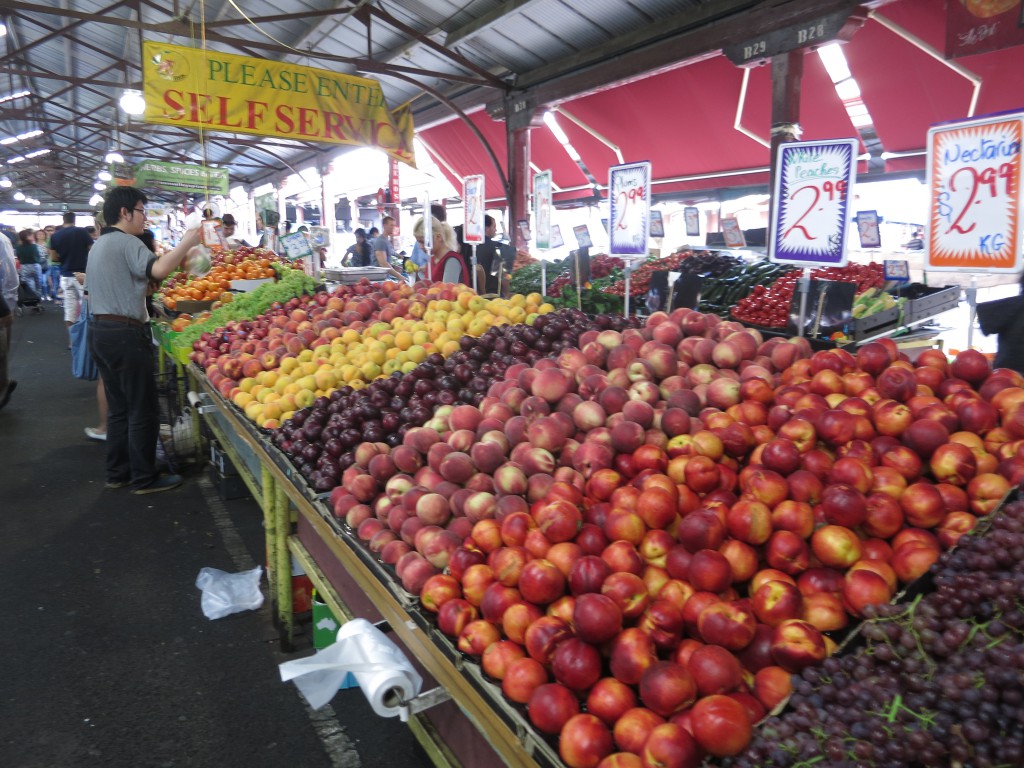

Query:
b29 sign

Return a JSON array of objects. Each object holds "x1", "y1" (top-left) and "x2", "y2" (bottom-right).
[
  {"x1": 926, "y1": 112, "x2": 1024, "y2": 273},
  {"x1": 770, "y1": 139, "x2": 857, "y2": 267}
]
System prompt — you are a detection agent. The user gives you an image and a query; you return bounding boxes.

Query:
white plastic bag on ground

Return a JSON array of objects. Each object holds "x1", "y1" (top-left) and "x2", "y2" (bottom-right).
[{"x1": 195, "y1": 566, "x2": 264, "y2": 619}]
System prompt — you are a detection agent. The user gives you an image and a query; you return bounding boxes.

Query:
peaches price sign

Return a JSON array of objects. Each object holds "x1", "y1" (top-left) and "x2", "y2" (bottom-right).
[
  {"x1": 926, "y1": 112, "x2": 1024, "y2": 273},
  {"x1": 770, "y1": 139, "x2": 857, "y2": 267}
]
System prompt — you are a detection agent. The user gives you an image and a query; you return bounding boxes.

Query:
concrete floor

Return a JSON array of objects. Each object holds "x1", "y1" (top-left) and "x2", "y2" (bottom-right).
[{"x1": 0, "y1": 304, "x2": 431, "y2": 768}]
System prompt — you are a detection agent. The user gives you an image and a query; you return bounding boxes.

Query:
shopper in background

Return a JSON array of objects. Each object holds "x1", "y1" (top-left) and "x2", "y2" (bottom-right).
[
  {"x1": 86, "y1": 187, "x2": 200, "y2": 494},
  {"x1": 372, "y1": 216, "x2": 403, "y2": 280},
  {"x1": 342, "y1": 228, "x2": 371, "y2": 267},
  {"x1": 420, "y1": 217, "x2": 469, "y2": 286},
  {"x1": 35, "y1": 229, "x2": 56, "y2": 301},
  {"x1": 15, "y1": 229, "x2": 44, "y2": 302},
  {"x1": 0, "y1": 293, "x2": 12, "y2": 411},
  {"x1": 0, "y1": 231, "x2": 17, "y2": 343},
  {"x1": 220, "y1": 214, "x2": 249, "y2": 249},
  {"x1": 49, "y1": 211, "x2": 93, "y2": 346},
  {"x1": 474, "y1": 215, "x2": 516, "y2": 295}
]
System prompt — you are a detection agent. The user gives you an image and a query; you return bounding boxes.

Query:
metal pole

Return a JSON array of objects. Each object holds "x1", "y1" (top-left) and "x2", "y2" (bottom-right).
[
  {"x1": 797, "y1": 267, "x2": 811, "y2": 338},
  {"x1": 541, "y1": 257, "x2": 547, "y2": 297},
  {"x1": 471, "y1": 244, "x2": 478, "y2": 292},
  {"x1": 966, "y1": 276, "x2": 978, "y2": 350}
]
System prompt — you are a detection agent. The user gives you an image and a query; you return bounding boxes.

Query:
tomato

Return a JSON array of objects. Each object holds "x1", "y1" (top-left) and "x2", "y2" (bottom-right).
[{"x1": 689, "y1": 694, "x2": 752, "y2": 757}]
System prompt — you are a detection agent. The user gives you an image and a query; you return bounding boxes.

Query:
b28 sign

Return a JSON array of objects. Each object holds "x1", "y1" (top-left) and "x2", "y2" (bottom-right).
[
  {"x1": 769, "y1": 139, "x2": 857, "y2": 267},
  {"x1": 926, "y1": 112, "x2": 1024, "y2": 273}
]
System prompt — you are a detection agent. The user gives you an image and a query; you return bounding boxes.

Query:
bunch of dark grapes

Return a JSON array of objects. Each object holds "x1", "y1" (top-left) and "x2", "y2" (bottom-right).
[{"x1": 725, "y1": 499, "x2": 1024, "y2": 768}]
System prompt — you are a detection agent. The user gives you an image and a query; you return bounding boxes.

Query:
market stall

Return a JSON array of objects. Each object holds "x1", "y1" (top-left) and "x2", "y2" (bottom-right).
[{"x1": 170, "y1": 244, "x2": 1024, "y2": 767}]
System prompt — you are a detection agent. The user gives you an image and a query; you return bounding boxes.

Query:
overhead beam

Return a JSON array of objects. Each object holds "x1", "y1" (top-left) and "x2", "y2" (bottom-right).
[
  {"x1": 445, "y1": 0, "x2": 545, "y2": 47},
  {"x1": 502, "y1": 0, "x2": 878, "y2": 111}
]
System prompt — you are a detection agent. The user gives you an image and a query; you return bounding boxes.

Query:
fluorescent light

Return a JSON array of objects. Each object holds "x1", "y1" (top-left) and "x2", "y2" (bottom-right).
[
  {"x1": 119, "y1": 90, "x2": 146, "y2": 115},
  {"x1": 544, "y1": 111, "x2": 571, "y2": 144},
  {"x1": 7, "y1": 156, "x2": 25, "y2": 164},
  {"x1": 24, "y1": 148, "x2": 49, "y2": 159},
  {"x1": 98, "y1": 170, "x2": 112, "y2": 181},
  {"x1": 105, "y1": 151, "x2": 124, "y2": 163},
  {"x1": 0, "y1": 90, "x2": 30, "y2": 104},
  {"x1": 834, "y1": 78, "x2": 861, "y2": 102},
  {"x1": 13, "y1": 191, "x2": 24, "y2": 201},
  {"x1": 818, "y1": 43, "x2": 851, "y2": 83},
  {"x1": 845, "y1": 102, "x2": 870, "y2": 118},
  {"x1": 849, "y1": 112, "x2": 875, "y2": 128},
  {"x1": 0, "y1": 129, "x2": 43, "y2": 145},
  {"x1": 0, "y1": 23, "x2": 7, "y2": 38}
]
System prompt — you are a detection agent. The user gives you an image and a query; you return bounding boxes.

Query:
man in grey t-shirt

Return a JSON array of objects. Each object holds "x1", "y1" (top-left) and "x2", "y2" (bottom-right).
[
  {"x1": 372, "y1": 216, "x2": 403, "y2": 280},
  {"x1": 86, "y1": 187, "x2": 200, "y2": 494}
]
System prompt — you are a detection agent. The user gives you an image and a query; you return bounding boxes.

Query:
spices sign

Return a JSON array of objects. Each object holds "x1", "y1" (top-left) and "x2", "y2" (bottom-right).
[
  {"x1": 769, "y1": 139, "x2": 857, "y2": 267},
  {"x1": 926, "y1": 112, "x2": 1024, "y2": 273},
  {"x1": 608, "y1": 161, "x2": 651, "y2": 257}
]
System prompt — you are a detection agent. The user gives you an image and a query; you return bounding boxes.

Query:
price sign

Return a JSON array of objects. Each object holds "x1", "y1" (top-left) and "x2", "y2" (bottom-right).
[
  {"x1": 279, "y1": 231, "x2": 314, "y2": 262},
  {"x1": 684, "y1": 206, "x2": 700, "y2": 237},
  {"x1": 770, "y1": 139, "x2": 857, "y2": 267},
  {"x1": 856, "y1": 210, "x2": 882, "y2": 248},
  {"x1": 422, "y1": 192, "x2": 433, "y2": 252},
  {"x1": 573, "y1": 224, "x2": 593, "y2": 249},
  {"x1": 884, "y1": 259, "x2": 910, "y2": 282},
  {"x1": 550, "y1": 224, "x2": 564, "y2": 249},
  {"x1": 721, "y1": 217, "x2": 746, "y2": 248},
  {"x1": 463, "y1": 175, "x2": 485, "y2": 244},
  {"x1": 534, "y1": 170, "x2": 553, "y2": 249},
  {"x1": 609, "y1": 161, "x2": 652, "y2": 257},
  {"x1": 650, "y1": 210, "x2": 665, "y2": 238},
  {"x1": 926, "y1": 112, "x2": 1024, "y2": 273}
]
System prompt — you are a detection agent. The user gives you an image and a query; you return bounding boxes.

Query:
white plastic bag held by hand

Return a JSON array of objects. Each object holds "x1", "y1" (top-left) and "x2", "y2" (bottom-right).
[{"x1": 195, "y1": 566, "x2": 264, "y2": 619}]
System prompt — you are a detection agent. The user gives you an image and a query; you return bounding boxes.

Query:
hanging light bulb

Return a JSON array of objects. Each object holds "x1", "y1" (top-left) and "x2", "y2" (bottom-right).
[
  {"x1": 105, "y1": 151, "x2": 124, "y2": 164},
  {"x1": 0, "y1": 177, "x2": 10, "y2": 188},
  {"x1": 119, "y1": 89, "x2": 146, "y2": 115},
  {"x1": 98, "y1": 170, "x2": 112, "y2": 182},
  {"x1": 13, "y1": 191, "x2": 25, "y2": 200},
  {"x1": 94, "y1": 181, "x2": 107, "y2": 191},
  {"x1": 89, "y1": 193, "x2": 104, "y2": 206}
]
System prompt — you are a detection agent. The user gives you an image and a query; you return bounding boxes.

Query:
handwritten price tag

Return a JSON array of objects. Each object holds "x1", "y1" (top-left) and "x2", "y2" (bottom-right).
[
  {"x1": 609, "y1": 161, "x2": 651, "y2": 257},
  {"x1": 926, "y1": 113, "x2": 1023, "y2": 272},
  {"x1": 463, "y1": 175, "x2": 485, "y2": 244},
  {"x1": 769, "y1": 139, "x2": 857, "y2": 267}
]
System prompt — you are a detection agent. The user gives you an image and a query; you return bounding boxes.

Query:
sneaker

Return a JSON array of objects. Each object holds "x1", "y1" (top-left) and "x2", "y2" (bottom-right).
[
  {"x1": 131, "y1": 474, "x2": 183, "y2": 495},
  {"x1": 105, "y1": 480, "x2": 130, "y2": 489},
  {"x1": 85, "y1": 427, "x2": 107, "y2": 441}
]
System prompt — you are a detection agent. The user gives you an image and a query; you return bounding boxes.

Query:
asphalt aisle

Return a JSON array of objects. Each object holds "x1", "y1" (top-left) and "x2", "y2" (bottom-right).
[{"x1": 0, "y1": 304, "x2": 431, "y2": 768}]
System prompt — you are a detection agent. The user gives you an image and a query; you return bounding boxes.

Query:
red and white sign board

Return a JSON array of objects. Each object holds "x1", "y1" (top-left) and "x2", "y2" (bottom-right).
[{"x1": 926, "y1": 112, "x2": 1024, "y2": 273}]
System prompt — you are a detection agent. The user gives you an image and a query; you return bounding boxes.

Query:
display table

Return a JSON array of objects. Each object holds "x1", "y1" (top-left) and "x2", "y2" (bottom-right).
[{"x1": 191, "y1": 367, "x2": 562, "y2": 768}]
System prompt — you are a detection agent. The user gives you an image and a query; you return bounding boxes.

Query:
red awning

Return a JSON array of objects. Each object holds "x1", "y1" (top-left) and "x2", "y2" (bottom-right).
[
  {"x1": 417, "y1": 0, "x2": 1024, "y2": 205},
  {"x1": 845, "y1": 0, "x2": 1024, "y2": 157}
]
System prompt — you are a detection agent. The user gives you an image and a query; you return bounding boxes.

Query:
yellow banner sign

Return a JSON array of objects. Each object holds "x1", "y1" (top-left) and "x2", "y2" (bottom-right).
[{"x1": 142, "y1": 41, "x2": 415, "y2": 166}]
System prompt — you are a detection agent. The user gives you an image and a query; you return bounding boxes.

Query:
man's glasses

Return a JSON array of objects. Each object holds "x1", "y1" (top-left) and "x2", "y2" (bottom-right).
[{"x1": 133, "y1": 207, "x2": 146, "y2": 216}]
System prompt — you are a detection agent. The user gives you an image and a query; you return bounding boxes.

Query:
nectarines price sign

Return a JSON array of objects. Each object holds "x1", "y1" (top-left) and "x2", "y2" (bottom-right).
[
  {"x1": 609, "y1": 161, "x2": 652, "y2": 257},
  {"x1": 926, "y1": 111, "x2": 1024, "y2": 273},
  {"x1": 769, "y1": 139, "x2": 858, "y2": 267}
]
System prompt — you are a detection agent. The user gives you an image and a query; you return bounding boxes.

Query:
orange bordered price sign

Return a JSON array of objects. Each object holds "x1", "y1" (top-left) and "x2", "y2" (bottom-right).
[{"x1": 926, "y1": 112, "x2": 1024, "y2": 272}]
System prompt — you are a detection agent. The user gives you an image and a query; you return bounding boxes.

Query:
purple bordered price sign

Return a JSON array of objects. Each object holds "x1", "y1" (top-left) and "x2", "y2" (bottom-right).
[
  {"x1": 926, "y1": 111, "x2": 1024, "y2": 273},
  {"x1": 769, "y1": 138, "x2": 858, "y2": 267},
  {"x1": 609, "y1": 161, "x2": 652, "y2": 257},
  {"x1": 462, "y1": 175, "x2": 485, "y2": 244}
]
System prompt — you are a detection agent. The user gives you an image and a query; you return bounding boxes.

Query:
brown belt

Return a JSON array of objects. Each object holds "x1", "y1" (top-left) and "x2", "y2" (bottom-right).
[{"x1": 93, "y1": 314, "x2": 148, "y2": 327}]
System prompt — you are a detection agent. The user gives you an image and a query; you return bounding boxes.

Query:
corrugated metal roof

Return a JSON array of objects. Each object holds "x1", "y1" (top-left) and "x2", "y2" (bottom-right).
[{"x1": 0, "y1": 0, "x2": 771, "y2": 210}]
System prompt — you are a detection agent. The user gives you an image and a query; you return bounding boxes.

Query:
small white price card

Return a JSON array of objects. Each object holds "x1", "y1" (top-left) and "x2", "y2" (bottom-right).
[
  {"x1": 463, "y1": 175, "x2": 485, "y2": 244},
  {"x1": 926, "y1": 112, "x2": 1024, "y2": 273},
  {"x1": 770, "y1": 138, "x2": 857, "y2": 267},
  {"x1": 609, "y1": 161, "x2": 652, "y2": 257},
  {"x1": 534, "y1": 170, "x2": 553, "y2": 250}
]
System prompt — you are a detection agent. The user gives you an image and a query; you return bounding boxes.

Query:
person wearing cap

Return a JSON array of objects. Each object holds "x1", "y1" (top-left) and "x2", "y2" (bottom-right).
[{"x1": 221, "y1": 214, "x2": 249, "y2": 249}]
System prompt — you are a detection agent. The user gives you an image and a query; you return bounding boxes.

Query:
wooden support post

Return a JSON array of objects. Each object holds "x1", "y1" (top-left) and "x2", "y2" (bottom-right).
[
  {"x1": 274, "y1": 482, "x2": 293, "y2": 651},
  {"x1": 768, "y1": 50, "x2": 804, "y2": 244}
]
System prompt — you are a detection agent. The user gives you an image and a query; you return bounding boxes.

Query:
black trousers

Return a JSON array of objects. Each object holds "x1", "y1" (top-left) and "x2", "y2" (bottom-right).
[{"x1": 89, "y1": 320, "x2": 159, "y2": 488}]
